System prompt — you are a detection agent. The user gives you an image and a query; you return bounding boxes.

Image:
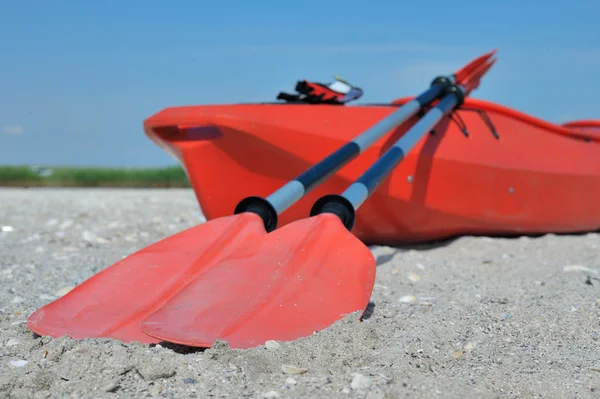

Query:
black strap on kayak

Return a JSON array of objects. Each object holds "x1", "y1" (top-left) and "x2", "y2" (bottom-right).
[
  {"x1": 416, "y1": 100, "x2": 500, "y2": 140},
  {"x1": 445, "y1": 108, "x2": 500, "y2": 139}
]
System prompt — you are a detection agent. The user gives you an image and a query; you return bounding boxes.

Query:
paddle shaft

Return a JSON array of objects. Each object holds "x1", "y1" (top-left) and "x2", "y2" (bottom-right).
[
  {"x1": 310, "y1": 84, "x2": 466, "y2": 230},
  {"x1": 235, "y1": 75, "x2": 457, "y2": 231}
]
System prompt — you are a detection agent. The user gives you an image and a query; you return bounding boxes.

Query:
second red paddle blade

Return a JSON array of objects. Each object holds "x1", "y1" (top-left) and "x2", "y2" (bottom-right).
[
  {"x1": 140, "y1": 213, "x2": 376, "y2": 349},
  {"x1": 27, "y1": 212, "x2": 267, "y2": 344}
]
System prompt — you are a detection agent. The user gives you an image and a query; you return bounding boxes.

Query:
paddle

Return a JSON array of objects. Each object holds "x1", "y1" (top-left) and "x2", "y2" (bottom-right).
[
  {"x1": 234, "y1": 50, "x2": 496, "y2": 232},
  {"x1": 138, "y1": 57, "x2": 497, "y2": 349},
  {"x1": 27, "y1": 51, "x2": 495, "y2": 345}
]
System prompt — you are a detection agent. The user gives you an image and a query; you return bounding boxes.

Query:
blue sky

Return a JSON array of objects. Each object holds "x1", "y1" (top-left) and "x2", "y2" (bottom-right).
[{"x1": 1, "y1": 0, "x2": 599, "y2": 167}]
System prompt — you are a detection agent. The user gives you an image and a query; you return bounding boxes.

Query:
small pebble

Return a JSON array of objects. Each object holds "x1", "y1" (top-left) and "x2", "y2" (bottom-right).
[
  {"x1": 407, "y1": 272, "x2": 421, "y2": 282},
  {"x1": 464, "y1": 342, "x2": 475, "y2": 352},
  {"x1": 263, "y1": 391, "x2": 280, "y2": 398},
  {"x1": 148, "y1": 385, "x2": 161, "y2": 396},
  {"x1": 59, "y1": 220, "x2": 73, "y2": 230},
  {"x1": 55, "y1": 287, "x2": 74, "y2": 297},
  {"x1": 351, "y1": 373, "x2": 373, "y2": 390},
  {"x1": 12, "y1": 296, "x2": 24, "y2": 304},
  {"x1": 265, "y1": 340, "x2": 280, "y2": 350},
  {"x1": 9, "y1": 359, "x2": 28, "y2": 368},
  {"x1": 2, "y1": 225, "x2": 14, "y2": 232},
  {"x1": 124, "y1": 234, "x2": 138, "y2": 242},
  {"x1": 22, "y1": 234, "x2": 40, "y2": 243},
  {"x1": 103, "y1": 382, "x2": 120, "y2": 393},
  {"x1": 563, "y1": 265, "x2": 598, "y2": 274},
  {"x1": 281, "y1": 365, "x2": 307, "y2": 375},
  {"x1": 6, "y1": 338, "x2": 20, "y2": 347},
  {"x1": 399, "y1": 295, "x2": 417, "y2": 304},
  {"x1": 82, "y1": 231, "x2": 95, "y2": 241},
  {"x1": 285, "y1": 377, "x2": 297, "y2": 386}
]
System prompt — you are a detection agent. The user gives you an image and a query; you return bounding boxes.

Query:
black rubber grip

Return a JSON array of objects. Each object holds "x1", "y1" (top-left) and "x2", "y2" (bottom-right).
[
  {"x1": 234, "y1": 196, "x2": 278, "y2": 232},
  {"x1": 309, "y1": 194, "x2": 356, "y2": 231}
]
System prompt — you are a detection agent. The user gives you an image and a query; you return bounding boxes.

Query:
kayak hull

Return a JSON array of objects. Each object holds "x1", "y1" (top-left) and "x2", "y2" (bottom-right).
[{"x1": 144, "y1": 98, "x2": 600, "y2": 245}]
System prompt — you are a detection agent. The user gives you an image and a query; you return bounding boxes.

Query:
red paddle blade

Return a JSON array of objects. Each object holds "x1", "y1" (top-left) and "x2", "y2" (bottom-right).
[
  {"x1": 454, "y1": 49, "x2": 497, "y2": 84},
  {"x1": 140, "y1": 213, "x2": 376, "y2": 349},
  {"x1": 463, "y1": 57, "x2": 497, "y2": 94},
  {"x1": 27, "y1": 213, "x2": 267, "y2": 343}
]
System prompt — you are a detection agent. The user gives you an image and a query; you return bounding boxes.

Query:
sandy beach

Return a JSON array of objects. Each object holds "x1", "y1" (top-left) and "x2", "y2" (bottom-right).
[{"x1": 1, "y1": 188, "x2": 599, "y2": 398}]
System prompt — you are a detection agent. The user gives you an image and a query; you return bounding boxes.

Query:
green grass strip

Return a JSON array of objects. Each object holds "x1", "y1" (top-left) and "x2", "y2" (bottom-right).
[{"x1": 0, "y1": 165, "x2": 191, "y2": 188}]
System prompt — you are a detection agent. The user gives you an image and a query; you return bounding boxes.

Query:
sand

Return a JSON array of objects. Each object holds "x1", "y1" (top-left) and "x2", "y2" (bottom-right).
[{"x1": 1, "y1": 188, "x2": 599, "y2": 398}]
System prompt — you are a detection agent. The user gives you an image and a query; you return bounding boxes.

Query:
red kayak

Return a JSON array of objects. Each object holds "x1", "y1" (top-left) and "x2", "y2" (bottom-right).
[{"x1": 143, "y1": 81, "x2": 600, "y2": 245}]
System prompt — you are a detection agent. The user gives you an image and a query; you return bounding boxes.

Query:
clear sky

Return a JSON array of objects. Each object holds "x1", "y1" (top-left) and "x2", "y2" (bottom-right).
[{"x1": 1, "y1": 0, "x2": 599, "y2": 167}]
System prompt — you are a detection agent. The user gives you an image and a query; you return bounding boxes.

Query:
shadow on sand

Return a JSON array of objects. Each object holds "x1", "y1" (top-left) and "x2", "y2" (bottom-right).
[{"x1": 370, "y1": 228, "x2": 600, "y2": 267}]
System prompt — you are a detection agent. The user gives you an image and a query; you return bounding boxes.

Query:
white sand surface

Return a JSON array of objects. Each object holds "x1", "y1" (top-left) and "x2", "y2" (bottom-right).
[{"x1": 1, "y1": 188, "x2": 599, "y2": 398}]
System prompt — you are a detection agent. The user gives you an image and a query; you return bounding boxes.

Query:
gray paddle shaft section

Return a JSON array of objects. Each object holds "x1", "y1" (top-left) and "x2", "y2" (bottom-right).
[
  {"x1": 264, "y1": 77, "x2": 457, "y2": 215},
  {"x1": 341, "y1": 85, "x2": 466, "y2": 210}
]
